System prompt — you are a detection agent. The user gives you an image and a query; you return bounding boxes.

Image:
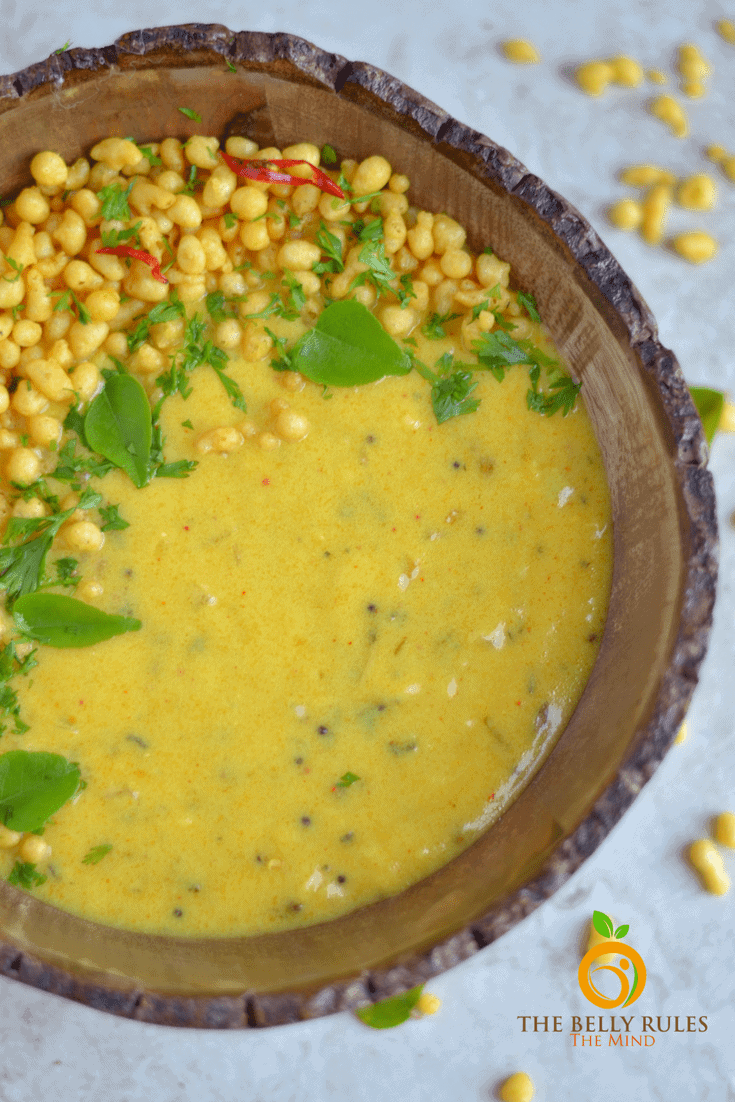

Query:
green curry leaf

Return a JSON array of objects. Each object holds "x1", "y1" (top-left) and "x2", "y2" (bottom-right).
[
  {"x1": 689, "y1": 386, "x2": 724, "y2": 445},
  {"x1": 355, "y1": 984, "x2": 424, "y2": 1029},
  {"x1": 290, "y1": 301, "x2": 411, "y2": 387},
  {"x1": 84, "y1": 374, "x2": 152, "y2": 488},
  {"x1": 13, "y1": 594, "x2": 141, "y2": 648},
  {"x1": 0, "y1": 750, "x2": 81, "y2": 832}
]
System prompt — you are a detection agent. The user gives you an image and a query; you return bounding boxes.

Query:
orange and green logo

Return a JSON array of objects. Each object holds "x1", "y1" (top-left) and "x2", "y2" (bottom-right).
[{"x1": 578, "y1": 911, "x2": 647, "y2": 1009}]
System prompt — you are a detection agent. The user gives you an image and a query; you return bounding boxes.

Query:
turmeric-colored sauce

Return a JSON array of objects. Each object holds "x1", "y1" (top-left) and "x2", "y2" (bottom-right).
[{"x1": 2, "y1": 328, "x2": 612, "y2": 936}]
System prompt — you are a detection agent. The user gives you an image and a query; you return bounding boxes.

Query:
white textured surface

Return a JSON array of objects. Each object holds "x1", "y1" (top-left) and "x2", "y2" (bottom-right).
[{"x1": 1, "y1": 2, "x2": 735, "y2": 1099}]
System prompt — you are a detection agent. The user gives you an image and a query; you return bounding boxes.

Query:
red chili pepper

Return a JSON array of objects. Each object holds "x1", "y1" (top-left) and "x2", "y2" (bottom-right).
[
  {"x1": 96, "y1": 245, "x2": 168, "y2": 284},
  {"x1": 221, "y1": 152, "x2": 345, "y2": 199}
]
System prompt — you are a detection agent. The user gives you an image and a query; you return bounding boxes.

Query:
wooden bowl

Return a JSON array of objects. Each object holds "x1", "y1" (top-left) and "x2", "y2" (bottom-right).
[{"x1": 0, "y1": 25, "x2": 717, "y2": 1028}]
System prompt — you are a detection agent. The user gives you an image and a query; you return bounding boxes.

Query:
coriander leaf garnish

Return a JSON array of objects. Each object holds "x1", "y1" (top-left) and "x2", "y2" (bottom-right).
[
  {"x1": 154, "y1": 460, "x2": 198, "y2": 479},
  {"x1": 54, "y1": 557, "x2": 80, "y2": 588},
  {"x1": 336, "y1": 772, "x2": 360, "y2": 787},
  {"x1": 100, "y1": 221, "x2": 143, "y2": 249},
  {"x1": 314, "y1": 223, "x2": 345, "y2": 274},
  {"x1": 178, "y1": 107, "x2": 202, "y2": 121},
  {"x1": 243, "y1": 292, "x2": 282, "y2": 320},
  {"x1": 96, "y1": 181, "x2": 134, "y2": 222},
  {"x1": 431, "y1": 371, "x2": 480, "y2": 424},
  {"x1": 0, "y1": 491, "x2": 99, "y2": 601},
  {"x1": 13, "y1": 593, "x2": 142, "y2": 649},
  {"x1": 526, "y1": 370, "x2": 581, "y2": 417},
  {"x1": 127, "y1": 293, "x2": 185, "y2": 353},
  {"x1": 1, "y1": 255, "x2": 23, "y2": 283},
  {"x1": 321, "y1": 144, "x2": 337, "y2": 165},
  {"x1": 178, "y1": 165, "x2": 200, "y2": 197},
  {"x1": 421, "y1": 311, "x2": 460, "y2": 340},
  {"x1": 291, "y1": 301, "x2": 412, "y2": 387},
  {"x1": 0, "y1": 641, "x2": 37, "y2": 737},
  {"x1": 54, "y1": 40, "x2": 71, "y2": 54},
  {"x1": 0, "y1": 750, "x2": 81, "y2": 832},
  {"x1": 473, "y1": 329, "x2": 533, "y2": 381},
  {"x1": 85, "y1": 374, "x2": 152, "y2": 488},
  {"x1": 82, "y1": 843, "x2": 113, "y2": 865},
  {"x1": 99, "y1": 504, "x2": 130, "y2": 532},
  {"x1": 7, "y1": 861, "x2": 46, "y2": 889},
  {"x1": 350, "y1": 239, "x2": 395, "y2": 298},
  {"x1": 138, "y1": 145, "x2": 162, "y2": 167},
  {"x1": 282, "y1": 271, "x2": 306, "y2": 315},
  {"x1": 223, "y1": 211, "x2": 238, "y2": 229},
  {"x1": 517, "y1": 290, "x2": 540, "y2": 322},
  {"x1": 356, "y1": 985, "x2": 424, "y2": 1029}
]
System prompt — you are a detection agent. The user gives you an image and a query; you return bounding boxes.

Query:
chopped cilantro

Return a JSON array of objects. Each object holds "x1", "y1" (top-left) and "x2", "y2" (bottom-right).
[
  {"x1": 223, "y1": 212, "x2": 238, "y2": 229},
  {"x1": 53, "y1": 557, "x2": 80, "y2": 588},
  {"x1": 350, "y1": 239, "x2": 395, "y2": 298},
  {"x1": 431, "y1": 371, "x2": 480, "y2": 424},
  {"x1": 517, "y1": 290, "x2": 540, "y2": 322},
  {"x1": 178, "y1": 107, "x2": 202, "y2": 121},
  {"x1": 314, "y1": 222, "x2": 345, "y2": 274},
  {"x1": 7, "y1": 861, "x2": 46, "y2": 889},
  {"x1": 99, "y1": 504, "x2": 130, "y2": 532},
  {"x1": 138, "y1": 145, "x2": 162, "y2": 167},
  {"x1": 1, "y1": 255, "x2": 23, "y2": 283},
  {"x1": 96, "y1": 181, "x2": 134, "y2": 222},
  {"x1": 100, "y1": 221, "x2": 143, "y2": 249},
  {"x1": 421, "y1": 311, "x2": 460, "y2": 340},
  {"x1": 321, "y1": 144, "x2": 337, "y2": 165},
  {"x1": 336, "y1": 772, "x2": 360, "y2": 787}
]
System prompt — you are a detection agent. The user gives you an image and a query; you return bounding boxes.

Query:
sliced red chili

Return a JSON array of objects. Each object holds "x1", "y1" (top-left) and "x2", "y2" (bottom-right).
[
  {"x1": 221, "y1": 152, "x2": 345, "y2": 199},
  {"x1": 96, "y1": 245, "x2": 168, "y2": 284}
]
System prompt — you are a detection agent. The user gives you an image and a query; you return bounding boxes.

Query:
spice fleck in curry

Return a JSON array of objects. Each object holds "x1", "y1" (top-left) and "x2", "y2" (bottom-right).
[{"x1": 0, "y1": 135, "x2": 612, "y2": 936}]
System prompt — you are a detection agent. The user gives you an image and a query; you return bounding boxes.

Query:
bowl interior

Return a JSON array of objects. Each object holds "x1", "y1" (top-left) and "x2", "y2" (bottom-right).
[{"x1": 0, "y1": 29, "x2": 715, "y2": 1026}]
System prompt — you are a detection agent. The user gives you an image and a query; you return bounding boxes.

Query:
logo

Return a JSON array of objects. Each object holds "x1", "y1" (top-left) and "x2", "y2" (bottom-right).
[{"x1": 578, "y1": 911, "x2": 647, "y2": 1009}]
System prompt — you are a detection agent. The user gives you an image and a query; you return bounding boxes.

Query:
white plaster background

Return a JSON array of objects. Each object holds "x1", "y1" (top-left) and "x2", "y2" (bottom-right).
[{"x1": 0, "y1": 2, "x2": 734, "y2": 1099}]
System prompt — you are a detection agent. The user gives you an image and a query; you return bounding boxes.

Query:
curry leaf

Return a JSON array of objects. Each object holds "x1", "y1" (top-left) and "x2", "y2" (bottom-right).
[
  {"x1": 689, "y1": 386, "x2": 724, "y2": 445},
  {"x1": 0, "y1": 750, "x2": 81, "y2": 832},
  {"x1": 13, "y1": 594, "x2": 141, "y2": 648},
  {"x1": 291, "y1": 301, "x2": 411, "y2": 387},
  {"x1": 355, "y1": 985, "x2": 424, "y2": 1029},
  {"x1": 84, "y1": 374, "x2": 152, "y2": 488}
]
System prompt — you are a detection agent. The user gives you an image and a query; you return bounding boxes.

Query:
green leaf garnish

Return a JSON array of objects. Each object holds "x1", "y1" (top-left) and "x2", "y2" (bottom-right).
[
  {"x1": 689, "y1": 386, "x2": 724, "y2": 445},
  {"x1": 85, "y1": 374, "x2": 152, "y2": 488},
  {"x1": 592, "y1": 910, "x2": 615, "y2": 939},
  {"x1": 82, "y1": 843, "x2": 113, "y2": 865},
  {"x1": 0, "y1": 489, "x2": 100, "y2": 601},
  {"x1": 96, "y1": 181, "x2": 134, "y2": 222},
  {"x1": 321, "y1": 144, "x2": 337, "y2": 165},
  {"x1": 0, "y1": 750, "x2": 81, "y2": 832},
  {"x1": 223, "y1": 211, "x2": 238, "y2": 229},
  {"x1": 356, "y1": 985, "x2": 424, "y2": 1029},
  {"x1": 7, "y1": 861, "x2": 46, "y2": 889},
  {"x1": 336, "y1": 772, "x2": 360, "y2": 787},
  {"x1": 54, "y1": 557, "x2": 80, "y2": 588},
  {"x1": 422, "y1": 311, "x2": 460, "y2": 340},
  {"x1": 291, "y1": 301, "x2": 411, "y2": 387},
  {"x1": 432, "y1": 371, "x2": 480, "y2": 424},
  {"x1": 13, "y1": 593, "x2": 141, "y2": 648},
  {"x1": 178, "y1": 107, "x2": 202, "y2": 121},
  {"x1": 517, "y1": 290, "x2": 540, "y2": 322},
  {"x1": 0, "y1": 641, "x2": 36, "y2": 737},
  {"x1": 99, "y1": 504, "x2": 130, "y2": 532}
]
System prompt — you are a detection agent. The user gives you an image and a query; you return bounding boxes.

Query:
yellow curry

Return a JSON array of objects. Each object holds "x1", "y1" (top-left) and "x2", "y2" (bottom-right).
[{"x1": 0, "y1": 135, "x2": 612, "y2": 937}]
